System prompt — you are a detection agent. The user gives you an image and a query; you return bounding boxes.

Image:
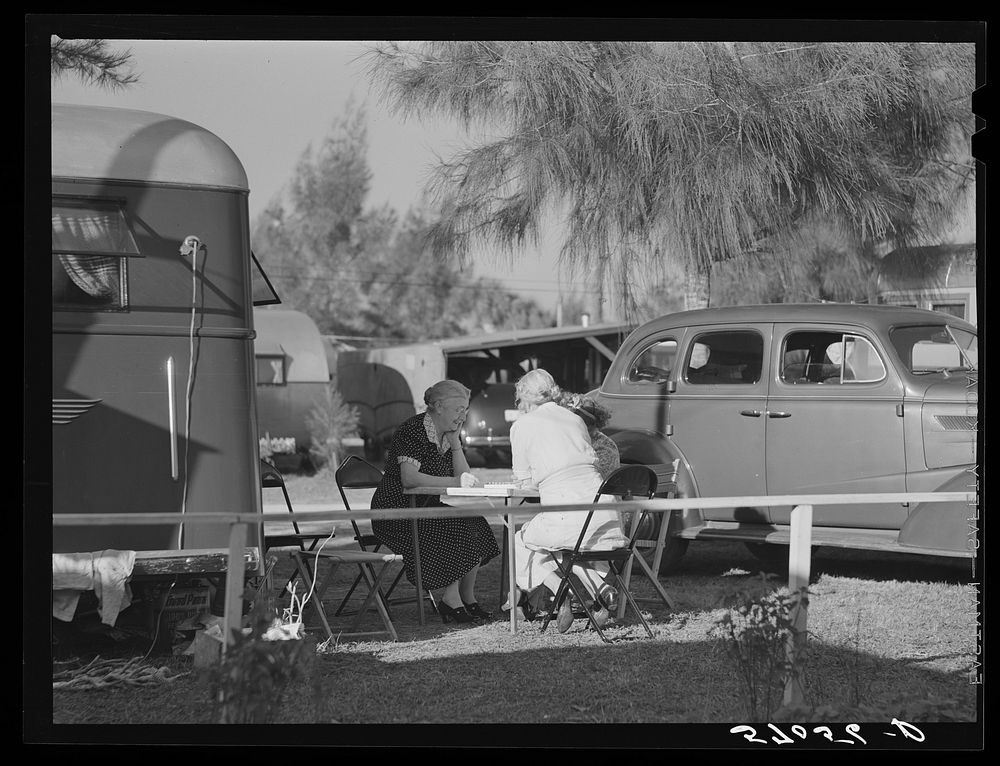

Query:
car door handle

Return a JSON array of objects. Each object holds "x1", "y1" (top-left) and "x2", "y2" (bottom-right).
[
  {"x1": 767, "y1": 411, "x2": 791, "y2": 418},
  {"x1": 740, "y1": 409, "x2": 763, "y2": 417}
]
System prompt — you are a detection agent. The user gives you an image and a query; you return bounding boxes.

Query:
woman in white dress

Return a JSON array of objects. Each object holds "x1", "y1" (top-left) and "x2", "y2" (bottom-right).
[{"x1": 509, "y1": 369, "x2": 625, "y2": 631}]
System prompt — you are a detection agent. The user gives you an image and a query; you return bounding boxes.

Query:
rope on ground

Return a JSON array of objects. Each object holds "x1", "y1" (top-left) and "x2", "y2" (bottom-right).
[{"x1": 52, "y1": 655, "x2": 189, "y2": 690}]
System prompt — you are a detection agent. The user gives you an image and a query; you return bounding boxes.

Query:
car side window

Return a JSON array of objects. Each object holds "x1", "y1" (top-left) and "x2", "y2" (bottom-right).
[
  {"x1": 684, "y1": 331, "x2": 763, "y2": 384},
  {"x1": 780, "y1": 331, "x2": 886, "y2": 384},
  {"x1": 626, "y1": 339, "x2": 677, "y2": 384}
]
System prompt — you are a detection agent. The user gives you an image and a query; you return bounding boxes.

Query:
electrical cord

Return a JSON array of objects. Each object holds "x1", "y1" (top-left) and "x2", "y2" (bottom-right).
[
  {"x1": 177, "y1": 236, "x2": 203, "y2": 549},
  {"x1": 142, "y1": 579, "x2": 177, "y2": 661}
]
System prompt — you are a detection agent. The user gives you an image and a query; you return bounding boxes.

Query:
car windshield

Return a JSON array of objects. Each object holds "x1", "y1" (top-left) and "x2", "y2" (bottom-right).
[{"x1": 889, "y1": 325, "x2": 978, "y2": 375}]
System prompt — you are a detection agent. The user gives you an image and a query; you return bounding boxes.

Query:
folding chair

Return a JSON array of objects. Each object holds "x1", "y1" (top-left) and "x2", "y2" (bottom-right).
[
  {"x1": 332, "y1": 455, "x2": 435, "y2": 616},
  {"x1": 290, "y1": 547, "x2": 403, "y2": 642},
  {"x1": 627, "y1": 458, "x2": 681, "y2": 606},
  {"x1": 259, "y1": 459, "x2": 335, "y2": 595},
  {"x1": 540, "y1": 465, "x2": 671, "y2": 643}
]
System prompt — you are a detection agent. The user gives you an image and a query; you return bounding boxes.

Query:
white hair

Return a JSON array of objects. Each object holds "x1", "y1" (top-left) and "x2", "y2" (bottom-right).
[
  {"x1": 515, "y1": 369, "x2": 561, "y2": 408},
  {"x1": 423, "y1": 379, "x2": 471, "y2": 407}
]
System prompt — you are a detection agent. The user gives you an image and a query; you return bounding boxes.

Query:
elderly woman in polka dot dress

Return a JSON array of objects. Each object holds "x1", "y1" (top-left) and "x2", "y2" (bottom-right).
[{"x1": 371, "y1": 380, "x2": 501, "y2": 624}]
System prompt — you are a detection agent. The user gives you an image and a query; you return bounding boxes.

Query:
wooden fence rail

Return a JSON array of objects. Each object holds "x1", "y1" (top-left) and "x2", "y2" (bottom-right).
[{"x1": 53, "y1": 490, "x2": 975, "y2": 699}]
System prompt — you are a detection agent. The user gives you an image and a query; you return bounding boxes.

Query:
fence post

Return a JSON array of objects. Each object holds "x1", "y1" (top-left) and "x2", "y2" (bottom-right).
[
  {"x1": 222, "y1": 521, "x2": 247, "y2": 655},
  {"x1": 784, "y1": 504, "x2": 812, "y2": 707}
]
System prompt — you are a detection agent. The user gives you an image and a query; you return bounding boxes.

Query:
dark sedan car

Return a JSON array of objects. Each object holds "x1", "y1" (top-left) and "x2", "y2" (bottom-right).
[
  {"x1": 460, "y1": 382, "x2": 518, "y2": 467},
  {"x1": 593, "y1": 303, "x2": 979, "y2": 572}
]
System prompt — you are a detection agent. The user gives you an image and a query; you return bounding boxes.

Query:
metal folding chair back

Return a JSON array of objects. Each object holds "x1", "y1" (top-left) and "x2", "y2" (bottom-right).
[
  {"x1": 259, "y1": 459, "x2": 337, "y2": 595},
  {"x1": 335, "y1": 455, "x2": 386, "y2": 552},
  {"x1": 540, "y1": 464, "x2": 672, "y2": 642},
  {"x1": 629, "y1": 459, "x2": 683, "y2": 591},
  {"x1": 332, "y1": 455, "x2": 434, "y2": 615}
]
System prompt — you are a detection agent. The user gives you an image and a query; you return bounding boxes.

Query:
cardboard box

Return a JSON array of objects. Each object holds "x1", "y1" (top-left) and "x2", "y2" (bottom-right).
[{"x1": 158, "y1": 586, "x2": 212, "y2": 634}]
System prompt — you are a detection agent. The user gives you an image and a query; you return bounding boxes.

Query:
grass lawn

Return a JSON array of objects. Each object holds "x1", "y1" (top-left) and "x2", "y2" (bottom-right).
[{"x1": 46, "y1": 469, "x2": 982, "y2": 742}]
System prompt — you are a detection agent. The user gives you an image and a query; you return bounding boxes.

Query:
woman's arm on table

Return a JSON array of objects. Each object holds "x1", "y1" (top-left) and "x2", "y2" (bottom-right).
[{"x1": 400, "y1": 460, "x2": 461, "y2": 489}]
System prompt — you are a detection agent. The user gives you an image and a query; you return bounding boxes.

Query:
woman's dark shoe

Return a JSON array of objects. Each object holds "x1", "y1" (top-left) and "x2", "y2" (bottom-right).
[
  {"x1": 597, "y1": 586, "x2": 619, "y2": 613},
  {"x1": 462, "y1": 602, "x2": 493, "y2": 620},
  {"x1": 439, "y1": 602, "x2": 475, "y2": 624}
]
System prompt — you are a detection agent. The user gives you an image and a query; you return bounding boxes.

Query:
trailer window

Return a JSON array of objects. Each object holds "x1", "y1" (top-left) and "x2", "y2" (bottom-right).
[
  {"x1": 257, "y1": 355, "x2": 287, "y2": 385},
  {"x1": 52, "y1": 199, "x2": 139, "y2": 311}
]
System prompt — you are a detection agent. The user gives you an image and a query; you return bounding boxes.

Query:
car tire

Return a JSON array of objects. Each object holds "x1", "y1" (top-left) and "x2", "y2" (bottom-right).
[
  {"x1": 653, "y1": 533, "x2": 690, "y2": 575},
  {"x1": 631, "y1": 510, "x2": 690, "y2": 575}
]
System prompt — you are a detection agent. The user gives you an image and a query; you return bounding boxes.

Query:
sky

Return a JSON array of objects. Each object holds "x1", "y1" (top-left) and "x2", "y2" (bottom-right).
[{"x1": 49, "y1": 38, "x2": 582, "y2": 312}]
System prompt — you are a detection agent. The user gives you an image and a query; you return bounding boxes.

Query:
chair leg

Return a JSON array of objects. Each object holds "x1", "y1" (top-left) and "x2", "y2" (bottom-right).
[
  {"x1": 382, "y1": 568, "x2": 436, "y2": 610},
  {"x1": 291, "y1": 552, "x2": 336, "y2": 640},
  {"x1": 350, "y1": 561, "x2": 399, "y2": 641},
  {"x1": 606, "y1": 568, "x2": 654, "y2": 638},
  {"x1": 540, "y1": 561, "x2": 612, "y2": 643},
  {"x1": 347, "y1": 564, "x2": 384, "y2": 633},
  {"x1": 383, "y1": 567, "x2": 408, "y2": 602},
  {"x1": 539, "y1": 577, "x2": 569, "y2": 634},
  {"x1": 333, "y1": 570, "x2": 368, "y2": 616},
  {"x1": 565, "y1": 573, "x2": 612, "y2": 643},
  {"x1": 628, "y1": 551, "x2": 676, "y2": 610},
  {"x1": 338, "y1": 559, "x2": 420, "y2": 616},
  {"x1": 649, "y1": 507, "x2": 672, "y2": 579},
  {"x1": 251, "y1": 554, "x2": 279, "y2": 597}
]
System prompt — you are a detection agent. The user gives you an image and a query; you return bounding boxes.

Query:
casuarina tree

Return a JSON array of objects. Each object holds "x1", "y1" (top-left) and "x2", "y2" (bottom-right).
[
  {"x1": 364, "y1": 40, "x2": 976, "y2": 316},
  {"x1": 50, "y1": 37, "x2": 138, "y2": 90}
]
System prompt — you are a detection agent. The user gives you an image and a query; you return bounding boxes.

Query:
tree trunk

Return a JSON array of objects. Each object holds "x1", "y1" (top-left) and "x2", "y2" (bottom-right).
[
  {"x1": 585, "y1": 260, "x2": 605, "y2": 323},
  {"x1": 684, "y1": 261, "x2": 711, "y2": 310},
  {"x1": 862, "y1": 242, "x2": 882, "y2": 306}
]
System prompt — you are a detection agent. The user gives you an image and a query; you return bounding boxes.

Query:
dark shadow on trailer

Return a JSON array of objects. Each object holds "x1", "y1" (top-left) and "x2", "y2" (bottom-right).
[{"x1": 337, "y1": 361, "x2": 417, "y2": 464}]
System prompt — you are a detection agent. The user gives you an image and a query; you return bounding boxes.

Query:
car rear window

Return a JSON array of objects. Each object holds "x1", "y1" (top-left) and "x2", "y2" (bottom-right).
[
  {"x1": 890, "y1": 325, "x2": 978, "y2": 374},
  {"x1": 780, "y1": 331, "x2": 886, "y2": 384}
]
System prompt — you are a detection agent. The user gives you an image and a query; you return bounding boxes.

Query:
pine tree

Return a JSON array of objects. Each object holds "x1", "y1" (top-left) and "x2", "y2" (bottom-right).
[
  {"x1": 365, "y1": 41, "x2": 975, "y2": 315},
  {"x1": 50, "y1": 37, "x2": 138, "y2": 90}
]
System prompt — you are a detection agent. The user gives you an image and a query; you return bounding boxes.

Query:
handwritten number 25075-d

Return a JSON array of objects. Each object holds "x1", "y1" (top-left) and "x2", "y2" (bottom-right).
[{"x1": 730, "y1": 720, "x2": 925, "y2": 745}]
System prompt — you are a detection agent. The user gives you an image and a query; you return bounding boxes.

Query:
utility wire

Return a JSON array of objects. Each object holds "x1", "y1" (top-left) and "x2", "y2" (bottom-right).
[{"x1": 260, "y1": 271, "x2": 606, "y2": 295}]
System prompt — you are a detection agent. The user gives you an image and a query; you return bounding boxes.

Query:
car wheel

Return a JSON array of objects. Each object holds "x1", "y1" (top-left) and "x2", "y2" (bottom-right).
[{"x1": 653, "y1": 532, "x2": 690, "y2": 575}]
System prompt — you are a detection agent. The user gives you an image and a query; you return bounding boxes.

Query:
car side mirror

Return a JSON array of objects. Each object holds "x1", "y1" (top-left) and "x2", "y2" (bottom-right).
[{"x1": 666, "y1": 380, "x2": 676, "y2": 394}]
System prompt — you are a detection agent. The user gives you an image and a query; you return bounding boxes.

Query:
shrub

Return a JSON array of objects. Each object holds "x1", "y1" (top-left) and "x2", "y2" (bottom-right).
[
  {"x1": 713, "y1": 584, "x2": 809, "y2": 721},
  {"x1": 306, "y1": 384, "x2": 360, "y2": 473},
  {"x1": 208, "y1": 589, "x2": 318, "y2": 724}
]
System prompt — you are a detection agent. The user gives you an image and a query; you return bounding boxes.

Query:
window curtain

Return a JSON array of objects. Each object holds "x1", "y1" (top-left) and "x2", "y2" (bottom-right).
[
  {"x1": 52, "y1": 207, "x2": 130, "y2": 299},
  {"x1": 57, "y1": 254, "x2": 120, "y2": 299}
]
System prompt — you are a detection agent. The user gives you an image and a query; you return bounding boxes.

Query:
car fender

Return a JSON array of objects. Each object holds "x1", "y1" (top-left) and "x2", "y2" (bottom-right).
[
  {"x1": 898, "y1": 468, "x2": 979, "y2": 554},
  {"x1": 605, "y1": 428, "x2": 702, "y2": 531}
]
